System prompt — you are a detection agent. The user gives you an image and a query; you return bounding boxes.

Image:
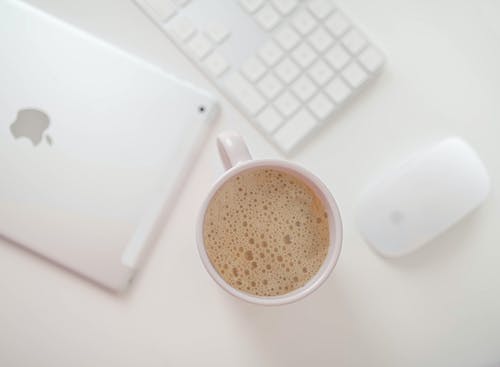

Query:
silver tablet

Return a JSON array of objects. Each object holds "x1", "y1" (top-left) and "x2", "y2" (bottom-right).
[{"x1": 0, "y1": 0, "x2": 218, "y2": 291}]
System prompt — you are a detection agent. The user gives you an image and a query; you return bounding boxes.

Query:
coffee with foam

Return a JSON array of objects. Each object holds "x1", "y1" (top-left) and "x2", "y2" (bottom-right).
[{"x1": 203, "y1": 168, "x2": 330, "y2": 297}]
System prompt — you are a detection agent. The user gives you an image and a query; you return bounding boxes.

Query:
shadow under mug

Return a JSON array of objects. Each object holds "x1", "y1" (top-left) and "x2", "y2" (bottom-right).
[{"x1": 196, "y1": 132, "x2": 343, "y2": 305}]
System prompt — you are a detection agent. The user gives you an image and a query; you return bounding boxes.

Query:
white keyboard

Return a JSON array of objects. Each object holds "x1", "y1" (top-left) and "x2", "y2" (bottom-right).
[{"x1": 134, "y1": 0, "x2": 384, "y2": 154}]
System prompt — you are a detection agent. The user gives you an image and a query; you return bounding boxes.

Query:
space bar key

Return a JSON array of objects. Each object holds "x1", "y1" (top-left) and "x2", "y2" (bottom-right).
[{"x1": 223, "y1": 72, "x2": 265, "y2": 116}]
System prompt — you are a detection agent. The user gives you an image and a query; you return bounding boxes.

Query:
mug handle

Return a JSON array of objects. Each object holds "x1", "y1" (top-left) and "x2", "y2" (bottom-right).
[{"x1": 217, "y1": 131, "x2": 252, "y2": 170}]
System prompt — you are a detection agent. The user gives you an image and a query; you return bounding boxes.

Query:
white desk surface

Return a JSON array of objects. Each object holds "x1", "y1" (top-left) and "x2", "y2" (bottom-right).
[{"x1": 1, "y1": 0, "x2": 499, "y2": 366}]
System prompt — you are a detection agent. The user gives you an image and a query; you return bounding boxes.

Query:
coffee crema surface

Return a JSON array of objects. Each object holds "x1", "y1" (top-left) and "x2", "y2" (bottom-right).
[{"x1": 203, "y1": 168, "x2": 330, "y2": 297}]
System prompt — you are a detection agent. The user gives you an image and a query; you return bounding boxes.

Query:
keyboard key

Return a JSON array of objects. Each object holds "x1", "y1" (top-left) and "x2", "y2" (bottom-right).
[
  {"x1": 167, "y1": 16, "x2": 195, "y2": 41},
  {"x1": 308, "y1": 60, "x2": 334, "y2": 85},
  {"x1": 241, "y1": 57, "x2": 266, "y2": 81},
  {"x1": 256, "y1": 106, "x2": 283, "y2": 133},
  {"x1": 224, "y1": 72, "x2": 265, "y2": 116},
  {"x1": 325, "y1": 77, "x2": 351, "y2": 103},
  {"x1": 274, "y1": 25, "x2": 300, "y2": 51},
  {"x1": 309, "y1": 92, "x2": 335, "y2": 120},
  {"x1": 255, "y1": 4, "x2": 281, "y2": 30},
  {"x1": 187, "y1": 33, "x2": 213, "y2": 59},
  {"x1": 258, "y1": 73, "x2": 284, "y2": 99},
  {"x1": 206, "y1": 23, "x2": 230, "y2": 43},
  {"x1": 308, "y1": 0, "x2": 335, "y2": 20},
  {"x1": 342, "y1": 29, "x2": 367, "y2": 54},
  {"x1": 325, "y1": 43, "x2": 351, "y2": 70},
  {"x1": 358, "y1": 46, "x2": 384, "y2": 73},
  {"x1": 292, "y1": 9, "x2": 317, "y2": 35},
  {"x1": 240, "y1": 0, "x2": 264, "y2": 13},
  {"x1": 273, "y1": 109, "x2": 317, "y2": 152},
  {"x1": 342, "y1": 61, "x2": 368, "y2": 88},
  {"x1": 275, "y1": 58, "x2": 300, "y2": 84},
  {"x1": 203, "y1": 52, "x2": 229, "y2": 77},
  {"x1": 258, "y1": 40, "x2": 283, "y2": 66},
  {"x1": 272, "y1": 0, "x2": 298, "y2": 15},
  {"x1": 292, "y1": 75, "x2": 317, "y2": 101},
  {"x1": 292, "y1": 42, "x2": 317, "y2": 68},
  {"x1": 274, "y1": 91, "x2": 300, "y2": 116},
  {"x1": 308, "y1": 27, "x2": 333, "y2": 52},
  {"x1": 325, "y1": 11, "x2": 350, "y2": 37},
  {"x1": 143, "y1": 0, "x2": 176, "y2": 22},
  {"x1": 173, "y1": 0, "x2": 190, "y2": 6}
]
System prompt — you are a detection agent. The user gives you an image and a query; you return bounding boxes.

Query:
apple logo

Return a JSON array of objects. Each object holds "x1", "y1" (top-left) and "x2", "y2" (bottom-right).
[
  {"x1": 389, "y1": 210, "x2": 405, "y2": 225},
  {"x1": 10, "y1": 108, "x2": 53, "y2": 146}
]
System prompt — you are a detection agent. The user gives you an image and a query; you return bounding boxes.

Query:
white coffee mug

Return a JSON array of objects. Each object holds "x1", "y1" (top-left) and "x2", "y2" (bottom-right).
[{"x1": 196, "y1": 132, "x2": 342, "y2": 305}]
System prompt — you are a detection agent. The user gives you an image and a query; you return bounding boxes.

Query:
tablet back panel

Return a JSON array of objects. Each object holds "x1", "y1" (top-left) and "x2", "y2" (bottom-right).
[{"x1": 0, "y1": 0, "x2": 218, "y2": 291}]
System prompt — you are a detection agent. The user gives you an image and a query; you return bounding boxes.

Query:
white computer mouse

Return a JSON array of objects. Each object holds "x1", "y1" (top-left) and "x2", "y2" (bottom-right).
[{"x1": 355, "y1": 137, "x2": 490, "y2": 257}]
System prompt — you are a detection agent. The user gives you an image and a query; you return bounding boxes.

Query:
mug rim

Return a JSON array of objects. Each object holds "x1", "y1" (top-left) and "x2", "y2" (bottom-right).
[{"x1": 196, "y1": 159, "x2": 343, "y2": 306}]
